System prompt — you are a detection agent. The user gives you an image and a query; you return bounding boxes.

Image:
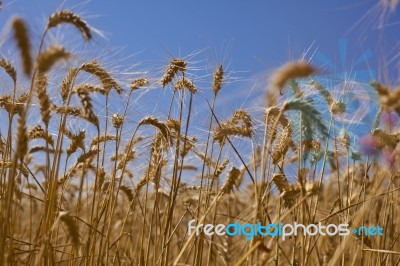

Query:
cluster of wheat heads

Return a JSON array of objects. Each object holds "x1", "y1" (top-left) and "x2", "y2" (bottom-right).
[{"x1": 0, "y1": 8, "x2": 399, "y2": 266}]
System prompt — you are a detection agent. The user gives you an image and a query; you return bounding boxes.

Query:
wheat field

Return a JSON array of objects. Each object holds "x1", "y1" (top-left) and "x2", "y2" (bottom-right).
[{"x1": 0, "y1": 4, "x2": 399, "y2": 266}]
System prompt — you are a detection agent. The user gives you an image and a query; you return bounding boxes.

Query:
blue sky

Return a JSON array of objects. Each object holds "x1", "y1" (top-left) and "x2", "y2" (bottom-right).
[{"x1": 2, "y1": 0, "x2": 399, "y2": 74}]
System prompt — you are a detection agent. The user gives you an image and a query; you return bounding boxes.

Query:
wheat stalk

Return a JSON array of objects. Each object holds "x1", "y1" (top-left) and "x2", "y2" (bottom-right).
[
  {"x1": 212, "y1": 65, "x2": 224, "y2": 96},
  {"x1": 270, "y1": 60, "x2": 316, "y2": 94},
  {"x1": 36, "y1": 45, "x2": 70, "y2": 73},
  {"x1": 161, "y1": 58, "x2": 186, "y2": 87},
  {"x1": 28, "y1": 125, "x2": 54, "y2": 146},
  {"x1": 80, "y1": 60, "x2": 122, "y2": 94},
  {"x1": 0, "y1": 58, "x2": 17, "y2": 83},
  {"x1": 47, "y1": 10, "x2": 92, "y2": 41},
  {"x1": 35, "y1": 73, "x2": 51, "y2": 126},
  {"x1": 12, "y1": 17, "x2": 32, "y2": 76}
]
